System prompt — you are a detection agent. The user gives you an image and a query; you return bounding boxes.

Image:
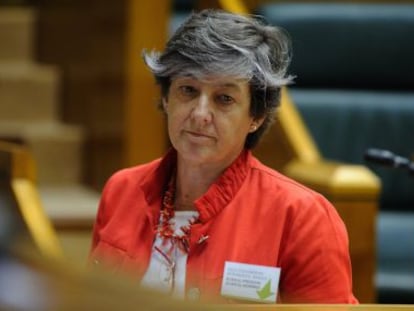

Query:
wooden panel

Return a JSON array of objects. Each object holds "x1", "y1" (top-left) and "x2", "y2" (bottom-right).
[
  {"x1": 36, "y1": 0, "x2": 127, "y2": 189},
  {"x1": 334, "y1": 201, "x2": 377, "y2": 303},
  {"x1": 124, "y1": 1, "x2": 171, "y2": 166}
]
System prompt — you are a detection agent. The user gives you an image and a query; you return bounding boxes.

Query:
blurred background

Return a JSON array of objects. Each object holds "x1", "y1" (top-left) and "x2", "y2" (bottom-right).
[{"x1": 1, "y1": 0, "x2": 413, "y2": 307}]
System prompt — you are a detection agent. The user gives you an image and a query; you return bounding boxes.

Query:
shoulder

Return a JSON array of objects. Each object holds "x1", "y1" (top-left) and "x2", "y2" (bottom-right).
[
  {"x1": 94, "y1": 157, "x2": 163, "y2": 232},
  {"x1": 97, "y1": 157, "x2": 163, "y2": 214},
  {"x1": 248, "y1": 155, "x2": 338, "y2": 220},
  {"x1": 249, "y1": 156, "x2": 323, "y2": 201},
  {"x1": 103, "y1": 158, "x2": 162, "y2": 192},
  {"x1": 247, "y1": 157, "x2": 350, "y2": 259}
]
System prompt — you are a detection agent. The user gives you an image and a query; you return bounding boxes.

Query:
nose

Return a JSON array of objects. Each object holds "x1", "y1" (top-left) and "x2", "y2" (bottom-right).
[{"x1": 191, "y1": 93, "x2": 213, "y2": 125}]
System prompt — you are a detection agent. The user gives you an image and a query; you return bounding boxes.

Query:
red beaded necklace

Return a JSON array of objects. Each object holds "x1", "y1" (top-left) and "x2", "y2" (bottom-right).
[{"x1": 156, "y1": 171, "x2": 199, "y2": 254}]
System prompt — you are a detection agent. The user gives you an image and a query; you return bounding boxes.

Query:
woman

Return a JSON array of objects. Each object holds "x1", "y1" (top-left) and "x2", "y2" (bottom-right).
[{"x1": 90, "y1": 9, "x2": 357, "y2": 304}]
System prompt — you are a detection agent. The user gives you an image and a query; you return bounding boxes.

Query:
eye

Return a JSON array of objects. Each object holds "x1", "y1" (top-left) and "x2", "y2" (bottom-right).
[
  {"x1": 178, "y1": 85, "x2": 198, "y2": 98},
  {"x1": 216, "y1": 94, "x2": 235, "y2": 106}
]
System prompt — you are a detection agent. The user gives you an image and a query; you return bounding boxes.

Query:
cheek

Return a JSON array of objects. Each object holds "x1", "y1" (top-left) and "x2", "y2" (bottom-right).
[
  {"x1": 167, "y1": 107, "x2": 187, "y2": 132},
  {"x1": 216, "y1": 118, "x2": 249, "y2": 141},
  {"x1": 222, "y1": 113, "x2": 252, "y2": 132}
]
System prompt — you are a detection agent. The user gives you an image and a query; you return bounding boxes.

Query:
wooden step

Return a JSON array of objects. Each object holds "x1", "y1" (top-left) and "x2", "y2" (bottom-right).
[
  {"x1": 0, "y1": 121, "x2": 84, "y2": 184},
  {"x1": 39, "y1": 184, "x2": 100, "y2": 264},
  {"x1": 40, "y1": 183, "x2": 100, "y2": 230},
  {"x1": 0, "y1": 62, "x2": 59, "y2": 122}
]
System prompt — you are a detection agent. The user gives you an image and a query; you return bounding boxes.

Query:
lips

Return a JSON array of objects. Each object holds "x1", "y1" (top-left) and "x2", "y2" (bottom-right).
[{"x1": 185, "y1": 130, "x2": 215, "y2": 140}]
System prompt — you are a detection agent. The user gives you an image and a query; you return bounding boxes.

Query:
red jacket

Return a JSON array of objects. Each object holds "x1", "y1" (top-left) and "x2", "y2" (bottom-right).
[{"x1": 90, "y1": 149, "x2": 357, "y2": 303}]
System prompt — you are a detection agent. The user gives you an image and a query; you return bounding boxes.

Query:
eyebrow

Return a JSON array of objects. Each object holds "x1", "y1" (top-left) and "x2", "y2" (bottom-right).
[
  {"x1": 175, "y1": 77, "x2": 245, "y2": 91},
  {"x1": 217, "y1": 82, "x2": 241, "y2": 89},
  {"x1": 210, "y1": 81, "x2": 247, "y2": 93}
]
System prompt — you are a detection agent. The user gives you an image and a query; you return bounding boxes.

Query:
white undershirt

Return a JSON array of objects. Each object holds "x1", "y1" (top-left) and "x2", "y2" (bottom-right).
[{"x1": 140, "y1": 211, "x2": 199, "y2": 299}]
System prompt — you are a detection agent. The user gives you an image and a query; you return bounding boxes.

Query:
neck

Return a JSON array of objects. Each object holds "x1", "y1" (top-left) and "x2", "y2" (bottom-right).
[{"x1": 174, "y1": 155, "x2": 236, "y2": 211}]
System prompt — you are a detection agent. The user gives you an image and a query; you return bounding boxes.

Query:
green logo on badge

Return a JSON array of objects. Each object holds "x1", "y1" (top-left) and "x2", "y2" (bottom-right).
[{"x1": 256, "y1": 279, "x2": 274, "y2": 300}]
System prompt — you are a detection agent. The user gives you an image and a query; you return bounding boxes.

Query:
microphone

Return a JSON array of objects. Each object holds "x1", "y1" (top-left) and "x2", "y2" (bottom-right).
[{"x1": 364, "y1": 148, "x2": 414, "y2": 175}]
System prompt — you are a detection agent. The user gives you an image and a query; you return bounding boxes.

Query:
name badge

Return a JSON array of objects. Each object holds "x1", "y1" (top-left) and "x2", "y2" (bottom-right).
[{"x1": 221, "y1": 261, "x2": 280, "y2": 303}]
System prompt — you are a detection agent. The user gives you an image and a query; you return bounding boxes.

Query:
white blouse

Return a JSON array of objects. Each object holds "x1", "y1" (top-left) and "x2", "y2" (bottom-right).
[{"x1": 140, "y1": 211, "x2": 199, "y2": 299}]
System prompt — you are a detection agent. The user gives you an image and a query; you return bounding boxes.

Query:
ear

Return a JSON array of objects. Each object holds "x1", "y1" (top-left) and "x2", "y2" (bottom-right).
[
  {"x1": 162, "y1": 97, "x2": 168, "y2": 112},
  {"x1": 249, "y1": 117, "x2": 265, "y2": 133}
]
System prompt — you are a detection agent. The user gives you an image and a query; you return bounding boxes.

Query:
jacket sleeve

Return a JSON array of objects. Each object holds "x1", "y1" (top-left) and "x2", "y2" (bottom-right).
[
  {"x1": 88, "y1": 173, "x2": 114, "y2": 261},
  {"x1": 278, "y1": 193, "x2": 358, "y2": 304},
  {"x1": 88, "y1": 170, "x2": 128, "y2": 262}
]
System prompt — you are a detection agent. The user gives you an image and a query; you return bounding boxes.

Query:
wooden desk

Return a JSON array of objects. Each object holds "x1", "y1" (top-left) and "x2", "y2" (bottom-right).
[
  {"x1": 215, "y1": 304, "x2": 414, "y2": 311},
  {"x1": 4, "y1": 249, "x2": 414, "y2": 311}
]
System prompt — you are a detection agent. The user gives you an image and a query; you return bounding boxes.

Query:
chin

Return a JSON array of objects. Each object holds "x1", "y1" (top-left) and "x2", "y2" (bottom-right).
[{"x1": 177, "y1": 146, "x2": 217, "y2": 164}]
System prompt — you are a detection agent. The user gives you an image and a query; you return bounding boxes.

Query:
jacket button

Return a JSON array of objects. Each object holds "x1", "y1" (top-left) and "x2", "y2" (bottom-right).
[{"x1": 187, "y1": 287, "x2": 200, "y2": 301}]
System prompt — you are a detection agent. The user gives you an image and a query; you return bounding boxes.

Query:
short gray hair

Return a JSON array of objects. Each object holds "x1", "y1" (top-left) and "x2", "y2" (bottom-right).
[{"x1": 143, "y1": 9, "x2": 293, "y2": 149}]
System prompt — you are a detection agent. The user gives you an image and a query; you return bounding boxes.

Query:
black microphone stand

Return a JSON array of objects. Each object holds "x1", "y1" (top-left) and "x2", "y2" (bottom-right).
[{"x1": 364, "y1": 148, "x2": 414, "y2": 176}]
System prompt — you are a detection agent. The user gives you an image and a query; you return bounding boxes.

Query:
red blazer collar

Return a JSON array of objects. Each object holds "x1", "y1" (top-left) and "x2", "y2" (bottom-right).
[{"x1": 140, "y1": 148, "x2": 251, "y2": 223}]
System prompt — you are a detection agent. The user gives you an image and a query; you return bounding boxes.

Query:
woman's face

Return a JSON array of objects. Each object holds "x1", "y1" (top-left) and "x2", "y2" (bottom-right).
[{"x1": 164, "y1": 75, "x2": 262, "y2": 168}]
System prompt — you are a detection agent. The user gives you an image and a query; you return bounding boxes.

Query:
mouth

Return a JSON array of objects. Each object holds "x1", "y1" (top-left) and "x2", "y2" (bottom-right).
[{"x1": 185, "y1": 130, "x2": 214, "y2": 140}]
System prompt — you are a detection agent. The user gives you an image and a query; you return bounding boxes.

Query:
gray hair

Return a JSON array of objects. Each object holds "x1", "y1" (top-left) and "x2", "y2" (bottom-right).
[{"x1": 143, "y1": 9, "x2": 293, "y2": 149}]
